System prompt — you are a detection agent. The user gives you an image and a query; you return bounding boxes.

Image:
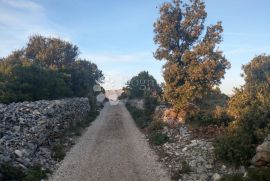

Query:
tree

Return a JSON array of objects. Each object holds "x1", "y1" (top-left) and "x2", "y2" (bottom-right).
[
  {"x1": 126, "y1": 71, "x2": 162, "y2": 99},
  {"x1": 0, "y1": 35, "x2": 104, "y2": 104},
  {"x1": 228, "y1": 55, "x2": 270, "y2": 131},
  {"x1": 154, "y1": 0, "x2": 230, "y2": 118},
  {"x1": 214, "y1": 55, "x2": 270, "y2": 165},
  {"x1": 25, "y1": 35, "x2": 79, "y2": 69}
]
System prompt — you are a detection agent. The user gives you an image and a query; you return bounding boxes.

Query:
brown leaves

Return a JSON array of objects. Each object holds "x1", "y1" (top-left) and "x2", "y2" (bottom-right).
[{"x1": 154, "y1": 0, "x2": 230, "y2": 119}]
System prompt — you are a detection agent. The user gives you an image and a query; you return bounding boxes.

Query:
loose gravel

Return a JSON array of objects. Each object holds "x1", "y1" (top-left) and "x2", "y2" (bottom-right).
[{"x1": 50, "y1": 102, "x2": 170, "y2": 181}]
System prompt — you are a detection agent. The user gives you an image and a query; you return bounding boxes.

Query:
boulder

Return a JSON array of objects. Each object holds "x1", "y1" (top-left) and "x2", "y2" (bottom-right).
[
  {"x1": 213, "y1": 173, "x2": 221, "y2": 181},
  {"x1": 251, "y1": 135, "x2": 270, "y2": 167}
]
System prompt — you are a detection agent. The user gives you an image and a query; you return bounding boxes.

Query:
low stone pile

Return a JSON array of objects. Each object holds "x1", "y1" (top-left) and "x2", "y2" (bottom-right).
[
  {"x1": 0, "y1": 98, "x2": 90, "y2": 170},
  {"x1": 155, "y1": 126, "x2": 246, "y2": 181}
]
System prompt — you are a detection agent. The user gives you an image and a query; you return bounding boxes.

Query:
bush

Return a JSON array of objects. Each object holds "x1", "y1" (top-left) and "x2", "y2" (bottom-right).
[
  {"x1": 148, "y1": 121, "x2": 166, "y2": 133},
  {"x1": 187, "y1": 107, "x2": 231, "y2": 126},
  {"x1": 51, "y1": 144, "x2": 66, "y2": 161},
  {"x1": 24, "y1": 165, "x2": 49, "y2": 181},
  {"x1": 246, "y1": 167, "x2": 270, "y2": 181},
  {"x1": 214, "y1": 129, "x2": 256, "y2": 166},
  {"x1": 144, "y1": 95, "x2": 158, "y2": 114},
  {"x1": 0, "y1": 163, "x2": 25, "y2": 180},
  {"x1": 149, "y1": 132, "x2": 169, "y2": 145},
  {"x1": 0, "y1": 163, "x2": 50, "y2": 181}
]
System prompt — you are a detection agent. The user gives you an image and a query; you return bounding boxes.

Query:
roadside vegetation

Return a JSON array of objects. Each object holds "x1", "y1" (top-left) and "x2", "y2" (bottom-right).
[
  {"x1": 0, "y1": 163, "x2": 51, "y2": 181},
  {"x1": 124, "y1": 0, "x2": 270, "y2": 180},
  {"x1": 0, "y1": 35, "x2": 104, "y2": 110},
  {"x1": 121, "y1": 71, "x2": 169, "y2": 145},
  {"x1": 0, "y1": 36, "x2": 104, "y2": 180}
]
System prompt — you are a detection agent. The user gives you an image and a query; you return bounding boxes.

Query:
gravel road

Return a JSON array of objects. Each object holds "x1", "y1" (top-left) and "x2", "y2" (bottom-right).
[{"x1": 50, "y1": 102, "x2": 170, "y2": 181}]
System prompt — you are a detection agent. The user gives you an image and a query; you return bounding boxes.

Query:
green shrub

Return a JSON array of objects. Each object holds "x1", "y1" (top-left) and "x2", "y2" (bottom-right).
[
  {"x1": 24, "y1": 165, "x2": 49, "y2": 181},
  {"x1": 149, "y1": 132, "x2": 169, "y2": 145},
  {"x1": 188, "y1": 108, "x2": 232, "y2": 126},
  {"x1": 246, "y1": 167, "x2": 270, "y2": 181},
  {"x1": 0, "y1": 162, "x2": 25, "y2": 180},
  {"x1": 148, "y1": 121, "x2": 166, "y2": 133},
  {"x1": 51, "y1": 144, "x2": 66, "y2": 161},
  {"x1": 0, "y1": 163, "x2": 50, "y2": 181},
  {"x1": 214, "y1": 129, "x2": 256, "y2": 166},
  {"x1": 144, "y1": 95, "x2": 158, "y2": 114}
]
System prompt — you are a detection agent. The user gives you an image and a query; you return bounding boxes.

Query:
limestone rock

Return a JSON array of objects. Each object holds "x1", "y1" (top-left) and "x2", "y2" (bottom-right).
[
  {"x1": 251, "y1": 136, "x2": 270, "y2": 167},
  {"x1": 213, "y1": 173, "x2": 221, "y2": 181},
  {"x1": 0, "y1": 98, "x2": 90, "y2": 170}
]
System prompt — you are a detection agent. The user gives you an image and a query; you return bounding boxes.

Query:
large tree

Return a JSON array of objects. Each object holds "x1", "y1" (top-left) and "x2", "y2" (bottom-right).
[{"x1": 154, "y1": 0, "x2": 230, "y2": 117}]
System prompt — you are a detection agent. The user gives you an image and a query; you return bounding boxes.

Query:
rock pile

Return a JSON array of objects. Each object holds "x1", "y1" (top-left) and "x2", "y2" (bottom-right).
[
  {"x1": 0, "y1": 98, "x2": 90, "y2": 170},
  {"x1": 155, "y1": 126, "x2": 246, "y2": 181},
  {"x1": 251, "y1": 134, "x2": 270, "y2": 167}
]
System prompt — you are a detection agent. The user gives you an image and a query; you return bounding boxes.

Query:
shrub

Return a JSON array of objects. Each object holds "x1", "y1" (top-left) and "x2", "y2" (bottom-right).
[
  {"x1": 214, "y1": 129, "x2": 256, "y2": 166},
  {"x1": 144, "y1": 95, "x2": 158, "y2": 114},
  {"x1": 0, "y1": 163, "x2": 25, "y2": 180},
  {"x1": 51, "y1": 144, "x2": 66, "y2": 161},
  {"x1": 149, "y1": 132, "x2": 169, "y2": 145},
  {"x1": 246, "y1": 167, "x2": 270, "y2": 181},
  {"x1": 24, "y1": 165, "x2": 49, "y2": 181},
  {"x1": 148, "y1": 121, "x2": 166, "y2": 133}
]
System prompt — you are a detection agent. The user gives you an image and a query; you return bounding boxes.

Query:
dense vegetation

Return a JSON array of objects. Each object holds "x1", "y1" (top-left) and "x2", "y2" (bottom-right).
[
  {"x1": 121, "y1": 71, "x2": 162, "y2": 125},
  {"x1": 0, "y1": 35, "x2": 103, "y2": 107},
  {"x1": 120, "y1": 71, "x2": 162, "y2": 99},
  {"x1": 123, "y1": 71, "x2": 168, "y2": 145},
  {"x1": 214, "y1": 55, "x2": 270, "y2": 166},
  {"x1": 153, "y1": 0, "x2": 230, "y2": 120},
  {"x1": 151, "y1": 0, "x2": 270, "y2": 177}
]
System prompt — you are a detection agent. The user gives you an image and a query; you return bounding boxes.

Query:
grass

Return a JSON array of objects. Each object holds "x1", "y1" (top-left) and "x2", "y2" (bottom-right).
[
  {"x1": 126, "y1": 103, "x2": 168, "y2": 145},
  {"x1": 126, "y1": 103, "x2": 150, "y2": 128}
]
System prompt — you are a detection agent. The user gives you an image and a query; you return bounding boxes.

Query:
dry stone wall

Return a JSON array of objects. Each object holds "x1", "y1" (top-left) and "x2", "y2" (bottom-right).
[{"x1": 0, "y1": 98, "x2": 90, "y2": 169}]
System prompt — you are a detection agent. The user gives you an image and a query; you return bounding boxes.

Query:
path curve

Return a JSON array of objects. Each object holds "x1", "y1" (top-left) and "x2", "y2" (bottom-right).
[{"x1": 50, "y1": 102, "x2": 170, "y2": 181}]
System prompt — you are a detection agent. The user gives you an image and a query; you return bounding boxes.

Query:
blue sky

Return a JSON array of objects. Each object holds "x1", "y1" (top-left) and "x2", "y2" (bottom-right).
[{"x1": 0, "y1": 0, "x2": 270, "y2": 94}]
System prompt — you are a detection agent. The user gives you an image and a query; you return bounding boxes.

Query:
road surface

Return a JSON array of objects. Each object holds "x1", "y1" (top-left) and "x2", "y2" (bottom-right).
[{"x1": 50, "y1": 102, "x2": 170, "y2": 181}]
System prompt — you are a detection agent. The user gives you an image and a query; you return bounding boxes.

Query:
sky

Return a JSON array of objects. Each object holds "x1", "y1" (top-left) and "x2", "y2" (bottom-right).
[{"x1": 0, "y1": 0, "x2": 270, "y2": 94}]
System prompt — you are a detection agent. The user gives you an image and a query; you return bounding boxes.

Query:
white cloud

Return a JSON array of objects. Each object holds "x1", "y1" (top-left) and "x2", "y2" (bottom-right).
[
  {"x1": 1, "y1": 0, "x2": 42, "y2": 10},
  {"x1": 0, "y1": 0, "x2": 69, "y2": 57}
]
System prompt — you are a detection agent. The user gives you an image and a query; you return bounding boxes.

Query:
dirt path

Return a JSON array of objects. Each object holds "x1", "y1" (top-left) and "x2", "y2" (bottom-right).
[{"x1": 50, "y1": 102, "x2": 170, "y2": 181}]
